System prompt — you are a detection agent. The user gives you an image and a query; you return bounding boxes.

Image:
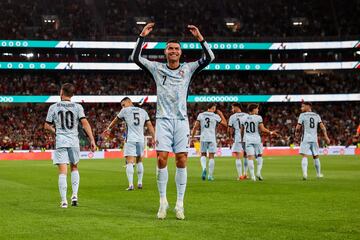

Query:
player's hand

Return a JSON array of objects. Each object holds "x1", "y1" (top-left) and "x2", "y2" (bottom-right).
[
  {"x1": 216, "y1": 109, "x2": 223, "y2": 115},
  {"x1": 270, "y1": 130, "x2": 280, "y2": 137},
  {"x1": 325, "y1": 136, "x2": 331, "y2": 145},
  {"x1": 90, "y1": 140, "x2": 97, "y2": 152},
  {"x1": 187, "y1": 25, "x2": 204, "y2": 41},
  {"x1": 140, "y1": 23, "x2": 155, "y2": 37}
]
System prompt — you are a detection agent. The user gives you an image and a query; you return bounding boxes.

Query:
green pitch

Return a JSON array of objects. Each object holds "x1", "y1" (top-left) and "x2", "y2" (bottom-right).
[{"x1": 0, "y1": 156, "x2": 359, "y2": 240}]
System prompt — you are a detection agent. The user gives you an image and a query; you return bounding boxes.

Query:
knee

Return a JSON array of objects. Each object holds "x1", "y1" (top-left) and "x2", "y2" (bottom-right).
[
  {"x1": 176, "y1": 153, "x2": 187, "y2": 168},
  {"x1": 157, "y1": 154, "x2": 168, "y2": 168},
  {"x1": 70, "y1": 165, "x2": 78, "y2": 172}
]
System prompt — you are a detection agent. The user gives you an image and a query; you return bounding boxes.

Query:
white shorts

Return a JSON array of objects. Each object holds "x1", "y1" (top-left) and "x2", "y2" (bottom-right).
[
  {"x1": 200, "y1": 141, "x2": 217, "y2": 153},
  {"x1": 300, "y1": 142, "x2": 319, "y2": 156},
  {"x1": 232, "y1": 142, "x2": 245, "y2": 153},
  {"x1": 53, "y1": 147, "x2": 80, "y2": 165},
  {"x1": 124, "y1": 141, "x2": 144, "y2": 157},
  {"x1": 245, "y1": 143, "x2": 263, "y2": 156},
  {"x1": 155, "y1": 118, "x2": 190, "y2": 153}
]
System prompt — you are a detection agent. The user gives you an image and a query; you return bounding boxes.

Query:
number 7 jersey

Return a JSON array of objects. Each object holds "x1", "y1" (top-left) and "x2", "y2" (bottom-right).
[
  {"x1": 297, "y1": 112, "x2": 322, "y2": 143},
  {"x1": 243, "y1": 114, "x2": 263, "y2": 144},
  {"x1": 46, "y1": 101, "x2": 86, "y2": 148},
  {"x1": 117, "y1": 106, "x2": 150, "y2": 142}
]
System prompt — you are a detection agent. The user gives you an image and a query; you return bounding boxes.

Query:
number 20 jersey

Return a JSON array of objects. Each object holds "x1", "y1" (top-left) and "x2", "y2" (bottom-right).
[
  {"x1": 46, "y1": 101, "x2": 86, "y2": 148},
  {"x1": 117, "y1": 106, "x2": 150, "y2": 142},
  {"x1": 243, "y1": 114, "x2": 263, "y2": 144},
  {"x1": 297, "y1": 112, "x2": 322, "y2": 143}
]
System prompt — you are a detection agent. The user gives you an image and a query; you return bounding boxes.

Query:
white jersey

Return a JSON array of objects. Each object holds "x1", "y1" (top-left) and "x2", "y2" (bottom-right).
[
  {"x1": 117, "y1": 106, "x2": 150, "y2": 142},
  {"x1": 228, "y1": 112, "x2": 248, "y2": 143},
  {"x1": 132, "y1": 37, "x2": 214, "y2": 120},
  {"x1": 46, "y1": 101, "x2": 86, "y2": 148},
  {"x1": 297, "y1": 112, "x2": 322, "y2": 143},
  {"x1": 243, "y1": 114, "x2": 263, "y2": 144},
  {"x1": 197, "y1": 112, "x2": 221, "y2": 142}
]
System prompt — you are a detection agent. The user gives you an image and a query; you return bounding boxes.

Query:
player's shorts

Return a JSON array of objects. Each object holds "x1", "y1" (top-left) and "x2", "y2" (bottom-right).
[
  {"x1": 156, "y1": 118, "x2": 190, "y2": 153},
  {"x1": 232, "y1": 142, "x2": 245, "y2": 153},
  {"x1": 200, "y1": 141, "x2": 217, "y2": 153},
  {"x1": 53, "y1": 147, "x2": 80, "y2": 165},
  {"x1": 124, "y1": 141, "x2": 144, "y2": 157},
  {"x1": 245, "y1": 143, "x2": 263, "y2": 156},
  {"x1": 300, "y1": 142, "x2": 319, "y2": 156}
]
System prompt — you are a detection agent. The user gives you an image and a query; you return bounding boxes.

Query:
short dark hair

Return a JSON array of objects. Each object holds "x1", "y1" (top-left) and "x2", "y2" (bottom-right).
[
  {"x1": 121, "y1": 97, "x2": 131, "y2": 103},
  {"x1": 207, "y1": 103, "x2": 217, "y2": 110},
  {"x1": 166, "y1": 39, "x2": 181, "y2": 46},
  {"x1": 302, "y1": 102, "x2": 312, "y2": 106},
  {"x1": 61, "y1": 83, "x2": 75, "y2": 97},
  {"x1": 248, "y1": 103, "x2": 259, "y2": 113},
  {"x1": 232, "y1": 103, "x2": 241, "y2": 109}
]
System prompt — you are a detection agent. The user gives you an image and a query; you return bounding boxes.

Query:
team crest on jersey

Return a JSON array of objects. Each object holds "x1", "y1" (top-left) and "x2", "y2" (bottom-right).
[{"x1": 179, "y1": 70, "x2": 185, "y2": 77}]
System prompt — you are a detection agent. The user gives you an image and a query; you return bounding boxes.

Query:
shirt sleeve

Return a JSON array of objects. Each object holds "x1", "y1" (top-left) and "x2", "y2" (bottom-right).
[
  {"x1": 78, "y1": 104, "x2": 86, "y2": 120},
  {"x1": 228, "y1": 116, "x2": 233, "y2": 127},
  {"x1": 144, "y1": 110, "x2": 150, "y2": 121},
  {"x1": 188, "y1": 40, "x2": 215, "y2": 75},
  {"x1": 45, "y1": 105, "x2": 55, "y2": 124},
  {"x1": 131, "y1": 37, "x2": 157, "y2": 75},
  {"x1": 297, "y1": 114, "x2": 303, "y2": 125},
  {"x1": 317, "y1": 114, "x2": 322, "y2": 123},
  {"x1": 196, "y1": 113, "x2": 202, "y2": 122},
  {"x1": 117, "y1": 109, "x2": 125, "y2": 120},
  {"x1": 215, "y1": 114, "x2": 221, "y2": 123},
  {"x1": 258, "y1": 116, "x2": 263, "y2": 124}
]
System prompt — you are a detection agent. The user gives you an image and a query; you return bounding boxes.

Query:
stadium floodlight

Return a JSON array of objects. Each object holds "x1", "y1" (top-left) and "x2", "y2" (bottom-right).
[
  {"x1": 226, "y1": 22, "x2": 235, "y2": 26},
  {"x1": 136, "y1": 21, "x2": 147, "y2": 25}
]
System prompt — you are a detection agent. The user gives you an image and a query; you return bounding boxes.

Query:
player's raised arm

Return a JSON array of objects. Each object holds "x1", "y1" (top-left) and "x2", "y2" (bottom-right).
[
  {"x1": 319, "y1": 122, "x2": 330, "y2": 145},
  {"x1": 81, "y1": 118, "x2": 96, "y2": 152},
  {"x1": 216, "y1": 110, "x2": 227, "y2": 127},
  {"x1": 187, "y1": 25, "x2": 215, "y2": 74},
  {"x1": 131, "y1": 23, "x2": 156, "y2": 73}
]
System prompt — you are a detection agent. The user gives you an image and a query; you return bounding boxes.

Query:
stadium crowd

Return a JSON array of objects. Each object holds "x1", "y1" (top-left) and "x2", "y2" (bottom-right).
[
  {"x1": 1, "y1": 71, "x2": 359, "y2": 95},
  {"x1": 0, "y1": 0, "x2": 359, "y2": 40},
  {"x1": 0, "y1": 102, "x2": 358, "y2": 151}
]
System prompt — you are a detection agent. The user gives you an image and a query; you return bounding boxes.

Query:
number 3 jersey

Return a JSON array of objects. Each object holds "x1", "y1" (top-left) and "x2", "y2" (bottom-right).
[
  {"x1": 243, "y1": 114, "x2": 263, "y2": 144},
  {"x1": 117, "y1": 106, "x2": 150, "y2": 142},
  {"x1": 197, "y1": 112, "x2": 221, "y2": 142},
  {"x1": 297, "y1": 112, "x2": 322, "y2": 143},
  {"x1": 46, "y1": 101, "x2": 86, "y2": 148}
]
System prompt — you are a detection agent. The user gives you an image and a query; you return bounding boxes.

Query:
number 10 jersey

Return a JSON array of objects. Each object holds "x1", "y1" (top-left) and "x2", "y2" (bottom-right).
[{"x1": 46, "y1": 101, "x2": 86, "y2": 149}]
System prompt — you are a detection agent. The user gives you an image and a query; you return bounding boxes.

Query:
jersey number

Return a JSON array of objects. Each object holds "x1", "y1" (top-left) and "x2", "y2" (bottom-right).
[
  {"x1": 162, "y1": 75, "x2": 167, "y2": 85},
  {"x1": 133, "y1": 113, "x2": 140, "y2": 126},
  {"x1": 245, "y1": 122, "x2": 256, "y2": 133},
  {"x1": 58, "y1": 111, "x2": 74, "y2": 130},
  {"x1": 309, "y1": 117, "x2": 315, "y2": 128},
  {"x1": 204, "y1": 117, "x2": 210, "y2": 128}
]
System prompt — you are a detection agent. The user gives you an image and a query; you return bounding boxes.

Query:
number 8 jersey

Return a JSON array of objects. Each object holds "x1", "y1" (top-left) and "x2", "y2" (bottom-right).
[
  {"x1": 243, "y1": 114, "x2": 263, "y2": 144},
  {"x1": 46, "y1": 101, "x2": 86, "y2": 148},
  {"x1": 117, "y1": 106, "x2": 150, "y2": 143},
  {"x1": 297, "y1": 112, "x2": 322, "y2": 143}
]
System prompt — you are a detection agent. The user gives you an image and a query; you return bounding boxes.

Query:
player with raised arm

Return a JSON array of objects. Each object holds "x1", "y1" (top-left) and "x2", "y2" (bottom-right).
[
  {"x1": 295, "y1": 102, "x2": 330, "y2": 180},
  {"x1": 242, "y1": 104, "x2": 279, "y2": 181},
  {"x1": 191, "y1": 104, "x2": 227, "y2": 181},
  {"x1": 103, "y1": 97, "x2": 155, "y2": 190},
  {"x1": 131, "y1": 23, "x2": 215, "y2": 220},
  {"x1": 228, "y1": 103, "x2": 249, "y2": 180},
  {"x1": 44, "y1": 83, "x2": 96, "y2": 208}
]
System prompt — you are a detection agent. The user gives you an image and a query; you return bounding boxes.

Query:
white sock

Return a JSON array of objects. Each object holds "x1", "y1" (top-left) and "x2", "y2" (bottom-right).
[
  {"x1": 126, "y1": 163, "x2": 134, "y2": 187},
  {"x1": 302, "y1": 157, "x2": 308, "y2": 176},
  {"x1": 71, "y1": 170, "x2": 80, "y2": 197},
  {"x1": 314, "y1": 158, "x2": 321, "y2": 175},
  {"x1": 58, "y1": 174, "x2": 67, "y2": 202},
  {"x1": 137, "y1": 162, "x2": 144, "y2": 185},
  {"x1": 248, "y1": 160, "x2": 255, "y2": 178},
  {"x1": 208, "y1": 159, "x2": 215, "y2": 177},
  {"x1": 175, "y1": 167, "x2": 187, "y2": 208},
  {"x1": 235, "y1": 159, "x2": 242, "y2": 177},
  {"x1": 200, "y1": 156, "x2": 206, "y2": 171},
  {"x1": 157, "y1": 167, "x2": 168, "y2": 203},
  {"x1": 256, "y1": 157, "x2": 263, "y2": 176},
  {"x1": 243, "y1": 157, "x2": 248, "y2": 175}
]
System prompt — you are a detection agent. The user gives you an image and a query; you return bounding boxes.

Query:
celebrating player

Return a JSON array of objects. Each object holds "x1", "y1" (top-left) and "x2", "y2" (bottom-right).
[
  {"x1": 103, "y1": 97, "x2": 155, "y2": 190},
  {"x1": 44, "y1": 83, "x2": 96, "y2": 208},
  {"x1": 295, "y1": 102, "x2": 330, "y2": 180},
  {"x1": 132, "y1": 23, "x2": 215, "y2": 220},
  {"x1": 242, "y1": 104, "x2": 279, "y2": 181},
  {"x1": 191, "y1": 104, "x2": 227, "y2": 181},
  {"x1": 228, "y1": 103, "x2": 249, "y2": 180}
]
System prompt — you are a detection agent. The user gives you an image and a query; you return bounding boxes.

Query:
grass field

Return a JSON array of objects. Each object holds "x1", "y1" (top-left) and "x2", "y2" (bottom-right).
[{"x1": 0, "y1": 155, "x2": 359, "y2": 240}]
